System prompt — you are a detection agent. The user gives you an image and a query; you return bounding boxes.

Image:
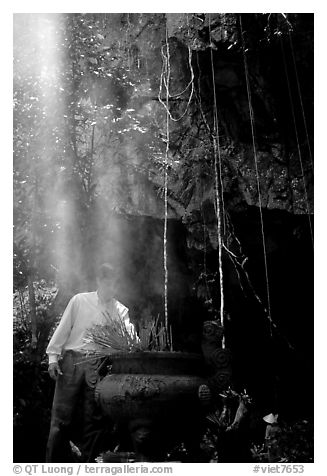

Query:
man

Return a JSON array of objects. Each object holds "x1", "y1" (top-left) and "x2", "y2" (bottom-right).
[{"x1": 46, "y1": 263, "x2": 132, "y2": 463}]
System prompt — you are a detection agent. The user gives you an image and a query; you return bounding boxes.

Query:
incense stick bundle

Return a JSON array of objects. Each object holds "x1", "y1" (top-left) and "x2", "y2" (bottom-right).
[{"x1": 84, "y1": 311, "x2": 174, "y2": 357}]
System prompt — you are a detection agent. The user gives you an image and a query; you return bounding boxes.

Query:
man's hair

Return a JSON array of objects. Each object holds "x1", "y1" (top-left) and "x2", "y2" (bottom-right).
[{"x1": 96, "y1": 263, "x2": 116, "y2": 280}]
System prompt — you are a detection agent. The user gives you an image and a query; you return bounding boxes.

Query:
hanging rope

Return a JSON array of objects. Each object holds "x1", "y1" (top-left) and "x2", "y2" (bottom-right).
[
  {"x1": 200, "y1": 178, "x2": 214, "y2": 308},
  {"x1": 279, "y1": 31, "x2": 314, "y2": 248},
  {"x1": 275, "y1": 13, "x2": 313, "y2": 172},
  {"x1": 239, "y1": 15, "x2": 273, "y2": 336},
  {"x1": 208, "y1": 14, "x2": 225, "y2": 347},
  {"x1": 193, "y1": 51, "x2": 216, "y2": 314},
  {"x1": 125, "y1": 13, "x2": 131, "y2": 70},
  {"x1": 195, "y1": 51, "x2": 213, "y2": 137},
  {"x1": 158, "y1": 40, "x2": 194, "y2": 121},
  {"x1": 157, "y1": 15, "x2": 197, "y2": 349},
  {"x1": 286, "y1": 23, "x2": 314, "y2": 172},
  {"x1": 158, "y1": 15, "x2": 194, "y2": 122},
  {"x1": 162, "y1": 22, "x2": 170, "y2": 347},
  {"x1": 222, "y1": 211, "x2": 295, "y2": 351},
  {"x1": 196, "y1": 52, "x2": 214, "y2": 310}
]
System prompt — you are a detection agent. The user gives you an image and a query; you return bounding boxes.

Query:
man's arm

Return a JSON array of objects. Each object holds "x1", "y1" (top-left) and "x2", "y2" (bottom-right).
[{"x1": 46, "y1": 295, "x2": 77, "y2": 379}]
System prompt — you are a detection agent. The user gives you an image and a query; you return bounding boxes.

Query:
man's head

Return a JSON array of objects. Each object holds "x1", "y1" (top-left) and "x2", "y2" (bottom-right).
[{"x1": 96, "y1": 263, "x2": 119, "y2": 302}]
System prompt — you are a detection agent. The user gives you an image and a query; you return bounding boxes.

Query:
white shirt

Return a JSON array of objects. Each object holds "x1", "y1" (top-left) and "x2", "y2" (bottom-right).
[{"x1": 46, "y1": 291, "x2": 130, "y2": 364}]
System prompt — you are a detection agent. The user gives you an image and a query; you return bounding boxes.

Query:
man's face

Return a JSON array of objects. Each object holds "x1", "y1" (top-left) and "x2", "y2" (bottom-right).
[{"x1": 97, "y1": 275, "x2": 118, "y2": 300}]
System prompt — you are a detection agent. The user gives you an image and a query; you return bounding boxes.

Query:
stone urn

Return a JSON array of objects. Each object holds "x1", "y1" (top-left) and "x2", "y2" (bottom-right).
[{"x1": 95, "y1": 351, "x2": 207, "y2": 460}]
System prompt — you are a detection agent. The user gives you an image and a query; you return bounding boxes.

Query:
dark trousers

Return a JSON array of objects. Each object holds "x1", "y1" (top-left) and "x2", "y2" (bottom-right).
[{"x1": 46, "y1": 350, "x2": 105, "y2": 463}]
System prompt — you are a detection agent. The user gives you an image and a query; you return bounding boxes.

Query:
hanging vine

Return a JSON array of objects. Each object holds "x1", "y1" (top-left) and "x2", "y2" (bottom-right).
[
  {"x1": 279, "y1": 27, "x2": 314, "y2": 248},
  {"x1": 239, "y1": 14, "x2": 273, "y2": 335},
  {"x1": 208, "y1": 14, "x2": 226, "y2": 347}
]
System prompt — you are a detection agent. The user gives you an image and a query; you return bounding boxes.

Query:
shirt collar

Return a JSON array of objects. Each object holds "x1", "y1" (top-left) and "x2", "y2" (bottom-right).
[{"x1": 96, "y1": 290, "x2": 115, "y2": 307}]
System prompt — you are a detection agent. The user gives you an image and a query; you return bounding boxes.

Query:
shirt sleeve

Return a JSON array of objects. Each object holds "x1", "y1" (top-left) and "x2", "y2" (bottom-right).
[
  {"x1": 119, "y1": 303, "x2": 129, "y2": 319},
  {"x1": 121, "y1": 308, "x2": 139, "y2": 342},
  {"x1": 46, "y1": 295, "x2": 77, "y2": 363}
]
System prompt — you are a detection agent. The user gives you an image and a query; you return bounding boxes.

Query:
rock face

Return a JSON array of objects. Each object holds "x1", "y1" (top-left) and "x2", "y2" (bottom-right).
[{"x1": 100, "y1": 13, "x2": 313, "y2": 218}]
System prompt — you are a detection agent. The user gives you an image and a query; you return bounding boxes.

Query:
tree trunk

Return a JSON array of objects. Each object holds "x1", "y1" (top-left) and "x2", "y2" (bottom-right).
[{"x1": 27, "y1": 274, "x2": 37, "y2": 347}]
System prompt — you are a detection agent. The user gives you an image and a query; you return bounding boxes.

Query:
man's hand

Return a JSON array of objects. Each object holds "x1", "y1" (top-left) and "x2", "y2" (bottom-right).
[{"x1": 48, "y1": 362, "x2": 63, "y2": 380}]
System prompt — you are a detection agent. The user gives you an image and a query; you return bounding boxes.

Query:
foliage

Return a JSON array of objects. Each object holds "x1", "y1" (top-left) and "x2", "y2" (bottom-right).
[
  {"x1": 249, "y1": 419, "x2": 314, "y2": 463},
  {"x1": 200, "y1": 417, "x2": 314, "y2": 463},
  {"x1": 13, "y1": 281, "x2": 59, "y2": 462},
  {"x1": 278, "y1": 419, "x2": 314, "y2": 463},
  {"x1": 14, "y1": 281, "x2": 59, "y2": 356}
]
